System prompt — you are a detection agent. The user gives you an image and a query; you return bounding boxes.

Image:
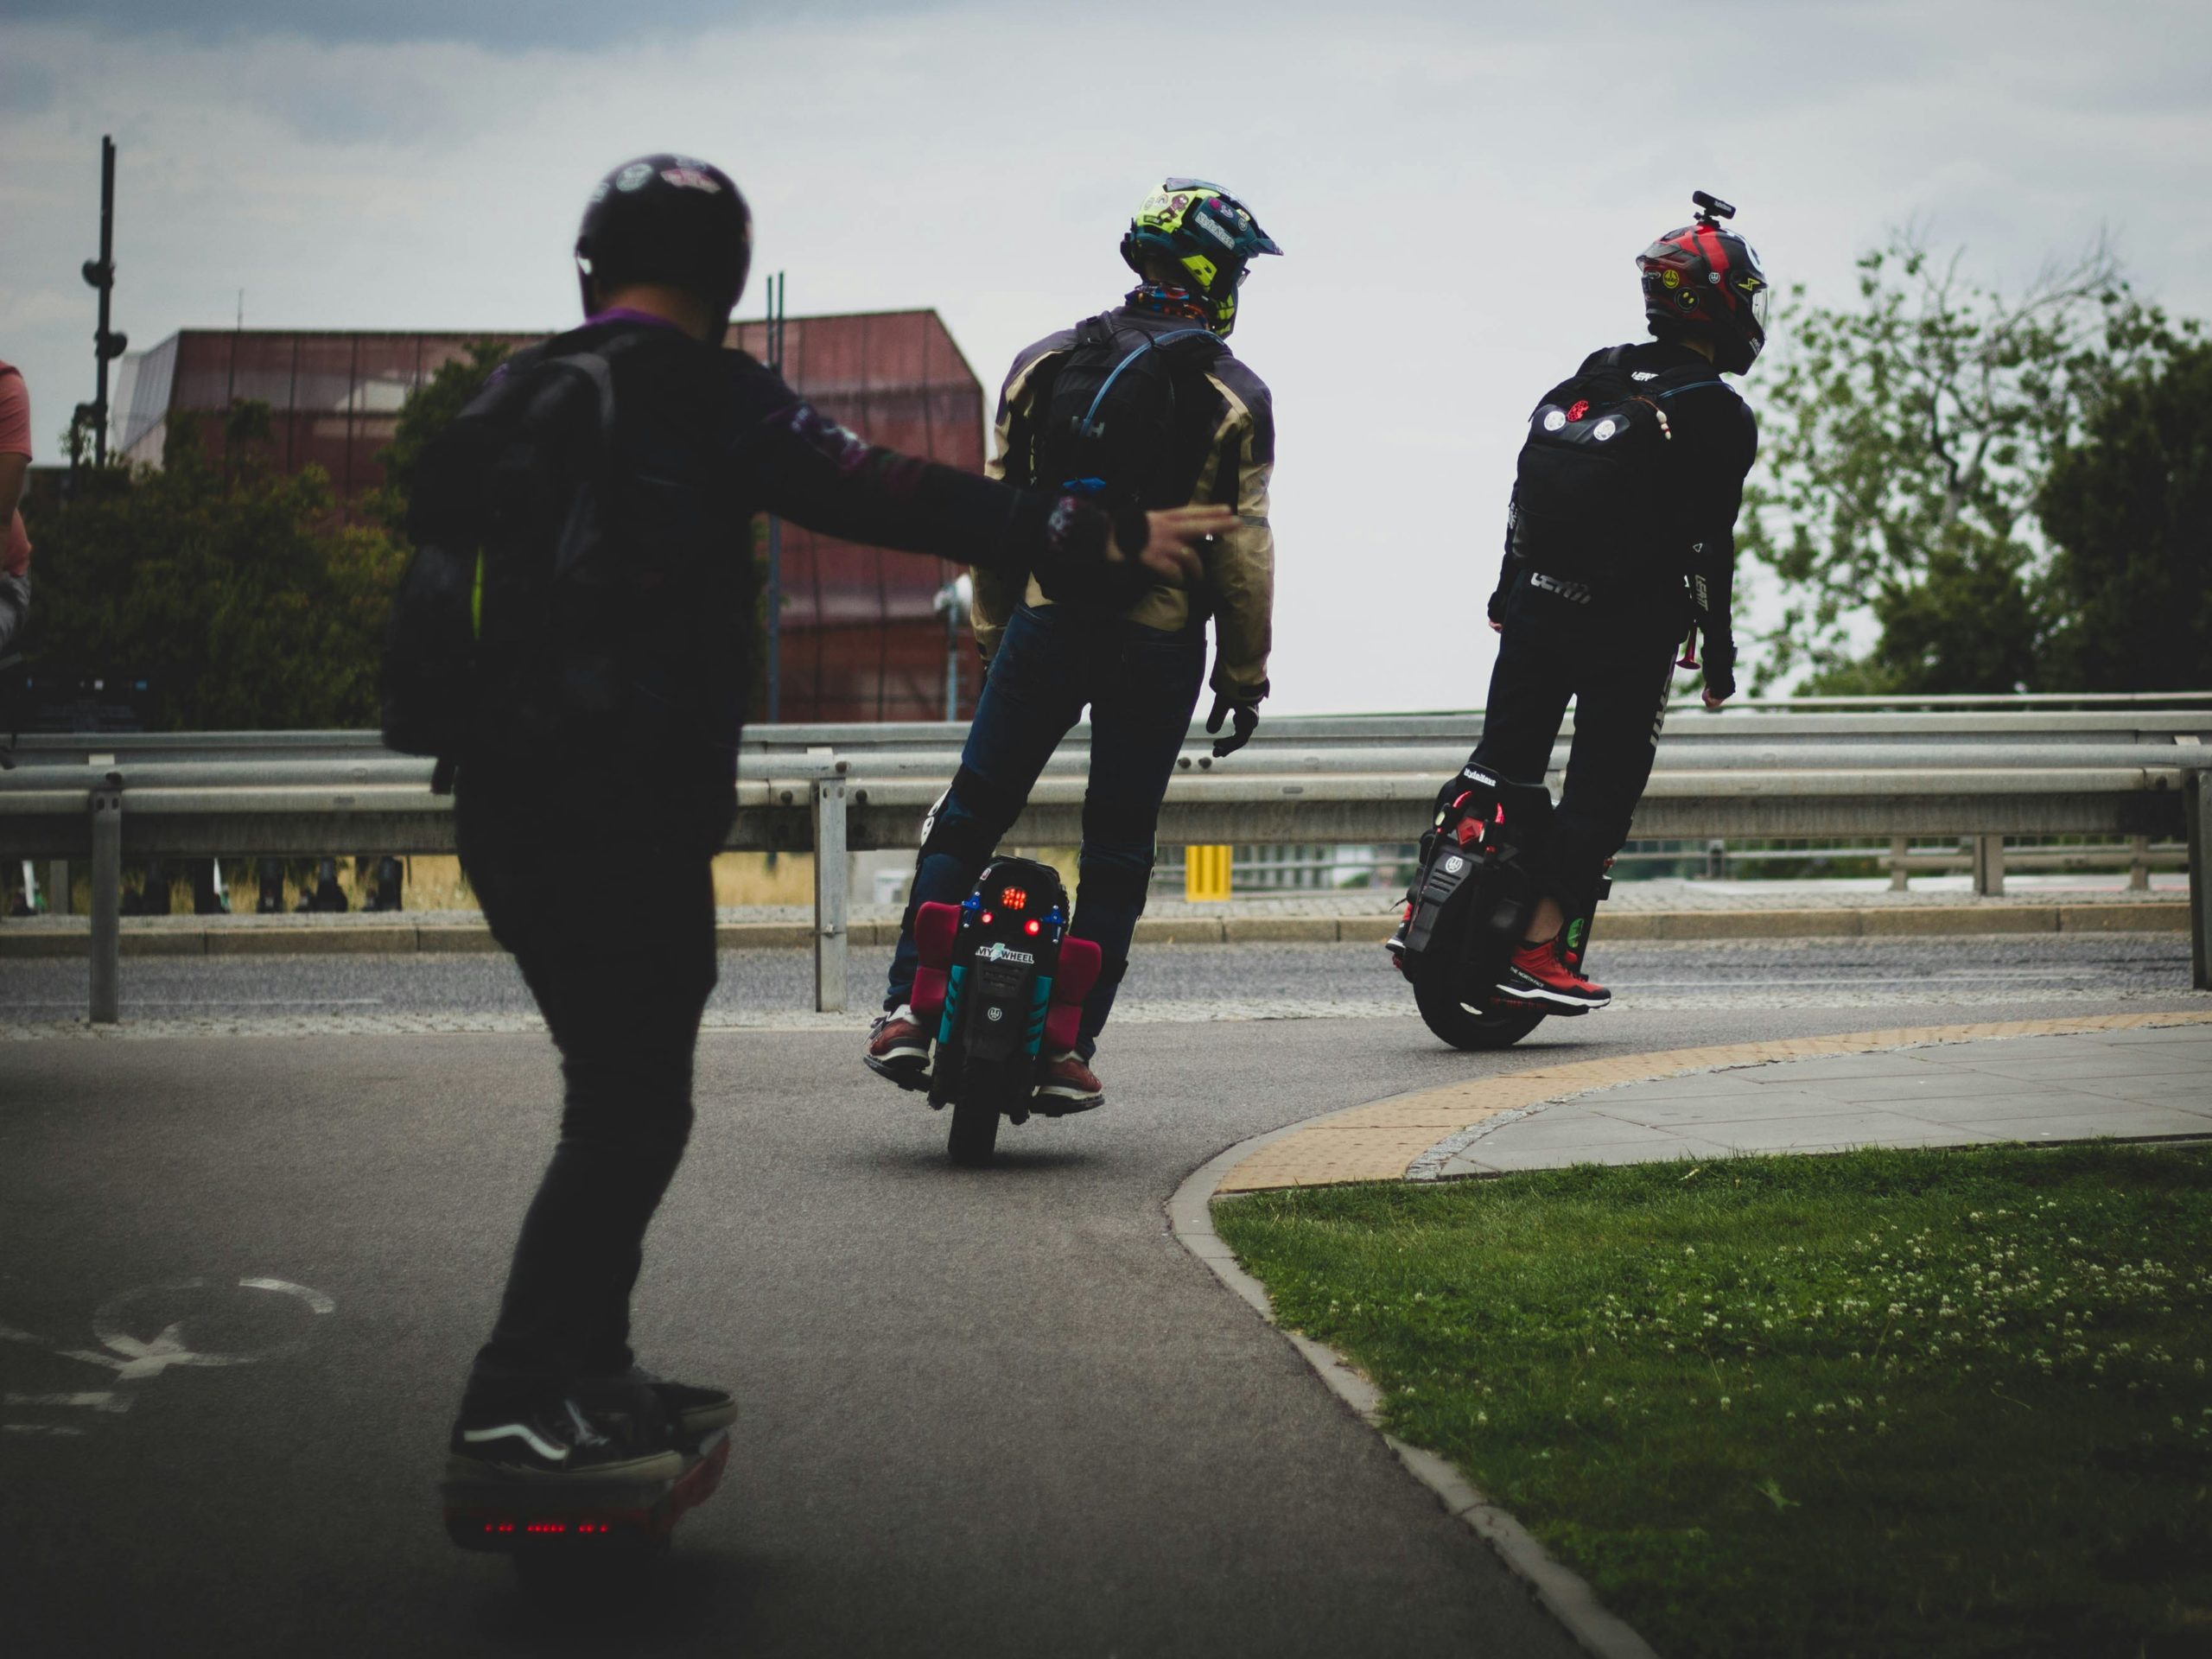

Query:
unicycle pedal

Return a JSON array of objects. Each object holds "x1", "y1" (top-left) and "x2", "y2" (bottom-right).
[{"x1": 442, "y1": 1427, "x2": 730, "y2": 1556}]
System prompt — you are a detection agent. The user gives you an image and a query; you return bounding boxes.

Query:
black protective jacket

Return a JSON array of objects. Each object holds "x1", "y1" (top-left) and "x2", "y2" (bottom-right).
[
  {"x1": 1489, "y1": 338, "x2": 1757, "y2": 693},
  {"x1": 451, "y1": 315, "x2": 1145, "y2": 840},
  {"x1": 973, "y1": 303, "x2": 1275, "y2": 702}
]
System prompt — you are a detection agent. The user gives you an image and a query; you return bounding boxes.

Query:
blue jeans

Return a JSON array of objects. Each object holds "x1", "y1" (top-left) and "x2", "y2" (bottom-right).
[{"x1": 883, "y1": 602, "x2": 1208, "y2": 1058}]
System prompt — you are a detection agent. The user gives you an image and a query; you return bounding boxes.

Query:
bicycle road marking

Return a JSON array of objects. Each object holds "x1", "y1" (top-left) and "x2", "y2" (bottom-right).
[{"x1": 3, "y1": 1276, "x2": 335, "y2": 1433}]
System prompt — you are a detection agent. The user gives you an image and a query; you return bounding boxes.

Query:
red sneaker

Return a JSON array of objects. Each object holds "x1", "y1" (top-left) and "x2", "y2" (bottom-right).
[
  {"x1": 863, "y1": 1006, "x2": 932, "y2": 1090},
  {"x1": 1495, "y1": 938, "x2": 1610, "y2": 1013},
  {"x1": 1035, "y1": 1052, "x2": 1104, "y2": 1114}
]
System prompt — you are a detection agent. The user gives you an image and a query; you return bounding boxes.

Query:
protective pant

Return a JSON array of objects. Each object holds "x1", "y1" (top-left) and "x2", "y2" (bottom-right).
[
  {"x1": 883, "y1": 603, "x2": 1207, "y2": 1058},
  {"x1": 455, "y1": 784, "x2": 720, "y2": 1399},
  {"x1": 1471, "y1": 574, "x2": 1681, "y2": 923}
]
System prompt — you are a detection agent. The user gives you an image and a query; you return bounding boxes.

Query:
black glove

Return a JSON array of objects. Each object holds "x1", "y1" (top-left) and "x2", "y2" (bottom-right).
[
  {"x1": 1701, "y1": 637, "x2": 1738, "y2": 703},
  {"x1": 1205, "y1": 692, "x2": 1261, "y2": 758}
]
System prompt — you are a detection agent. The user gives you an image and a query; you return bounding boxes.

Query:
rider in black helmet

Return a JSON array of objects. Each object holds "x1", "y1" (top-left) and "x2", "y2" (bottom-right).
[
  {"x1": 1394, "y1": 190, "x2": 1764, "y2": 1014},
  {"x1": 435, "y1": 154, "x2": 1230, "y2": 1487}
]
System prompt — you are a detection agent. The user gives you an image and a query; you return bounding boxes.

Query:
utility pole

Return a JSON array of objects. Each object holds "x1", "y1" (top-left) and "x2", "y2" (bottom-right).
[
  {"x1": 76, "y1": 136, "x2": 128, "y2": 470},
  {"x1": 762, "y1": 270, "x2": 786, "y2": 723}
]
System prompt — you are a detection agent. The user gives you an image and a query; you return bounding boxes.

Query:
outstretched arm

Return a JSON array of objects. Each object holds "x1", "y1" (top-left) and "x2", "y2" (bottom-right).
[{"x1": 751, "y1": 391, "x2": 1217, "y2": 597}]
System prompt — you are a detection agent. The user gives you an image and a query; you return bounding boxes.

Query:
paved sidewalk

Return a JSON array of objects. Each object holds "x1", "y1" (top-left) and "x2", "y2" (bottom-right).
[
  {"x1": 1216, "y1": 1013, "x2": 2212, "y2": 1192},
  {"x1": 1441, "y1": 1020, "x2": 2212, "y2": 1176}
]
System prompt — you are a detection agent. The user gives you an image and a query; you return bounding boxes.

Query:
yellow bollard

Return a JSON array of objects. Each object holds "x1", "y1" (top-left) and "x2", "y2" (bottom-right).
[{"x1": 1185, "y1": 845, "x2": 1232, "y2": 902}]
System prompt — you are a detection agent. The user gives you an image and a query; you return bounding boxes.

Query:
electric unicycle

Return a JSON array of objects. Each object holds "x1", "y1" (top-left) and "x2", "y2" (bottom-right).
[
  {"x1": 1392, "y1": 763, "x2": 1603, "y2": 1051},
  {"x1": 910, "y1": 856, "x2": 1103, "y2": 1167}
]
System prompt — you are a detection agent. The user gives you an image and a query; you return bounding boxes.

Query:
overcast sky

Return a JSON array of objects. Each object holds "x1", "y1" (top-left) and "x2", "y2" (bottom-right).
[{"x1": 5, "y1": 0, "x2": 2209, "y2": 711}]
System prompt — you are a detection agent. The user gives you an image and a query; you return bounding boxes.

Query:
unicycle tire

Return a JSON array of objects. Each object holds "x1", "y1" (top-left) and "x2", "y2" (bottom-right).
[
  {"x1": 1414, "y1": 977, "x2": 1548, "y2": 1051},
  {"x1": 947, "y1": 1095, "x2": 1001, "y2": 1166}
]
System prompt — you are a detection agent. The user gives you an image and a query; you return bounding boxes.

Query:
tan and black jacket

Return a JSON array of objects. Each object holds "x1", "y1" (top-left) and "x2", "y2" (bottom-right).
[{"x1": 969, "y1": 304, "x2": 1275, "y2": 703}]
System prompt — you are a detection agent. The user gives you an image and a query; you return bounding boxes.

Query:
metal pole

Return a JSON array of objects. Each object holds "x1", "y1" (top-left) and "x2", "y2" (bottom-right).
[
  {"x1": 1972, "y1": 834, "x2": 2005, "y2": 898},
  {"x1": 89, "y1": 778, "x2": 122, "y2": 1023},
  {"x1": 813, "y1": 774, "x2": 848, "y2": 1013},
  {"x1": 2187, "y1": 768, "x2": 2210, "y2": 995},
  {"x1": 84, "y1": 137, "x2": 122, "y2": 469},
  {"x1": 48, "y1": 859, "x2": 71, "y2": 916}
]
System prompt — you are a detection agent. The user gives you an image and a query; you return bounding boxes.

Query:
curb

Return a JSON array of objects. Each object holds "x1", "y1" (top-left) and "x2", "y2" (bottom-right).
[
  {"x1": 0, "y1": 901, "x2": 2188, "y2": 957},
  {"x1": 1167, "y1": 1141, "x2": 1662, "y2": 1659}
]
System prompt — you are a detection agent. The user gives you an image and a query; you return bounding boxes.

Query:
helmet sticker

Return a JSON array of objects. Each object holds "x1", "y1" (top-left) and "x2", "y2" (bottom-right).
[
  {"x1": 660, "y1": 166, "x2": 722, "y2": 194},
  {"x1": 615, "y1": 162, "x2": 655, "y2": 193},
  {"x1": 1542, "y1": 410, "x2": 1567, "y2": 431},
  {"x1": 1662, "y1": 269, "x2": 1680, "y2": 288},
  {"x1": 588, "y1": 181, "x2": 610, "y2": 203},
  {"x1": 1593, "y1": 419, "x2": 1618, "y2": 442},
  {"x1": 1194, "y1": 212, "x2": 1236, "y2": 248}
]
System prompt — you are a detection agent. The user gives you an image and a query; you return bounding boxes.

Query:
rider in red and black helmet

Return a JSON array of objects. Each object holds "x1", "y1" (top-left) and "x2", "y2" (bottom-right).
[
  {"x1": 1396, "y1": 190, "x2": 1765, "y2": 1015},
  {"x1": 1636, "y1": 191, "x2": 1770, "y2": 375}
]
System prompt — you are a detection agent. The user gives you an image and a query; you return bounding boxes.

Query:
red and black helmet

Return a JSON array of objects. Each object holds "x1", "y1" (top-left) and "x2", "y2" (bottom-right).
[{"x1": 1637, "y1": 190, "x2": 1770, "y2": 374}]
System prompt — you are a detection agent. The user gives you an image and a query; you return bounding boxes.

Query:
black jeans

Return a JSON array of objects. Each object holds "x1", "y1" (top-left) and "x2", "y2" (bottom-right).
[
  {"x1": 1471, "y1": 575, "x2": 1682, "y2": 923},
  {"x1": 883, "y1": 602, "x2": 1208, "y2": 1057},
  {"x1": 454, "y1": 783, "x2": 721, "y2": 1401}
]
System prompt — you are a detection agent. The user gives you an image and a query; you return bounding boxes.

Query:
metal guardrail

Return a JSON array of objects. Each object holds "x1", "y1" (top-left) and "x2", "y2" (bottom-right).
[{"x1": 4, "y1": 708, "x2": 2209, "y2": 1019}]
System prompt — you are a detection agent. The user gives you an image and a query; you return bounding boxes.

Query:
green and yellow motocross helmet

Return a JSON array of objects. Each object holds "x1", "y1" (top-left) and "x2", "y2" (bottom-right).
[{"x1": 1119, "y1": 178, "x2": 1281, "y2": 336}]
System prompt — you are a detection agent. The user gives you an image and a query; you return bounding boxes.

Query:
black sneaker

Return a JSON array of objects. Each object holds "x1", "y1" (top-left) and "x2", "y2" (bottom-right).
[
  {"x1": 448, "y1": 1391, "x2": 683, "y2": 1484},
  {"x1": 626, "y1": 1366, "x2": 736, "y2": 1438},
  {"x1": 864, "y1": 1006, "x2": 932, "y2": 1091}
]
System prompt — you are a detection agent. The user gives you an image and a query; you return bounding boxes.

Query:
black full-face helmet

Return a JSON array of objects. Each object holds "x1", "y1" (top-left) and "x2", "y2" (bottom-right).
[
  {"x1": 575, "y1": 154, "x2": 753, "y2": 325},
  {"x1": 1637, "y1": 189, "x2": 1770, "y2": 374}
]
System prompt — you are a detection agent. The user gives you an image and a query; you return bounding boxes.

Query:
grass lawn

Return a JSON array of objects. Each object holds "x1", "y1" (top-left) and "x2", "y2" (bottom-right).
[{"x1": 1214, "y1": 1145, "x2": 2212, "y2": 1659}]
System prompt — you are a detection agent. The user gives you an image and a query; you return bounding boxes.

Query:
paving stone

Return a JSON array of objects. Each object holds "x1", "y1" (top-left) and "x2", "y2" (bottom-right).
[
  {"x1": 1580, "y1": 1090, "x2": 1917, "y2": 1128},
  {"x1": 1937, "y1": 1108, "x2": 2212, "y2": 1142},
  {"x1": 1699, "y1": 1112, "x2": 2002, "y2": 1154}
]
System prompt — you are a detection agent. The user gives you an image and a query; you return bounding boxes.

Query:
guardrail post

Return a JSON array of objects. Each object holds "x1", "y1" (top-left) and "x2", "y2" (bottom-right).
[
  {"x1": 2187, "y1": 768, "x2": 2210, "y2": 994},
  {"x1": 89, "y1": 778, "x2": 123, "y2": 1024},
  {"x1": 1972, "y1": 834, "x2": 2005, "y2": 897},
  {"x1": 48, "y1": 859, "x2": 71, "y2": 915},
  {"x1": 1888, "y1": 836, "x2": 1909, "y2": 893},
  {"x1": 813, "y1": 776, "x2": 848, "y2": 1014},
  {"x1": 2128, "y1": 834, "x2": 2150, "y2": 892}
]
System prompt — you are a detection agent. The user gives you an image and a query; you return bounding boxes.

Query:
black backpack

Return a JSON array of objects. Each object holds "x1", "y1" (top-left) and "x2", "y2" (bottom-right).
[
  {"x1": 380, "y1": 339, "x2": 663, "y2": 791},
  {"x1": 1507, "y1": 347, "x2": 1723, "y2": 592},
  {"x1": 1027, "y1": 315, "x2": 1226, "y2": 512}
]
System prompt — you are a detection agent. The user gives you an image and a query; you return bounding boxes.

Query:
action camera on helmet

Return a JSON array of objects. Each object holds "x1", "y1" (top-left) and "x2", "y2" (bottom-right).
[{"x1": 1637, "y1": 188, "x2": 1770, "y2": 374}]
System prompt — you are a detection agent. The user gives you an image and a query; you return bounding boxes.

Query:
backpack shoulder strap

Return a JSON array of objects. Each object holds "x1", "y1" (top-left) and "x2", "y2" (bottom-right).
[{"x1": 1073, "y1": 326, "x2": 1220, "y2": 440}]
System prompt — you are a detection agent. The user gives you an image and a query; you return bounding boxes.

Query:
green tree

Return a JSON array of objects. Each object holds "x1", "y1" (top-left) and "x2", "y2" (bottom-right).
[
  {"x1": 2037, "y1": 330, "x2": 2212, "y2": 690},
  {"x1": 29, "y1": 403, "x2": 405, "y2": 728},
  {"x1": 365, "y1": 340, "x2": 512, "y2": 533},
  {"x1": 1739, "y1": 232, "x2": 2163, "y2": 693}
]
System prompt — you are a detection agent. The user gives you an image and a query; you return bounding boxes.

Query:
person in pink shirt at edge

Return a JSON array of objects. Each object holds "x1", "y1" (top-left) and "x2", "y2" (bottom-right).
[{"x1": 0, "y1": 359, "x2": 33, "y2": 656}]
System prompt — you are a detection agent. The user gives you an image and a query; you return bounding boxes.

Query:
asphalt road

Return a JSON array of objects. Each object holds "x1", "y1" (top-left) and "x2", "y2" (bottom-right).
[
  {"x1": 1, "y1": 943, "x2": 2204, "y2": 1657},
  {"x1": 0, "y1": 931, "x2": 2195, "y2": 1026}
]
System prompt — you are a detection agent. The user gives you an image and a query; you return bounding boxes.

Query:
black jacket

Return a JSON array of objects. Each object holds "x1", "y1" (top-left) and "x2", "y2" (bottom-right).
[
  {"x1": 1490, "y1": 339, "x2": 1757, "y2": 687},
  {"x1": 454, "y1": 315, "x2": 1141, "y2": 835}
]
